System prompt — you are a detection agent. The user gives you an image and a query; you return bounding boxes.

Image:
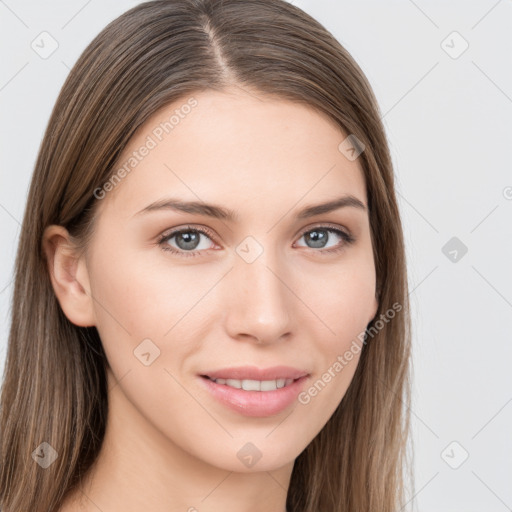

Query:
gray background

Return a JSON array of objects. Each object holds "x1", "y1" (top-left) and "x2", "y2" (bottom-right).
[{"x1": 1, "y1": 0, "x2": 511, "y2": 510}]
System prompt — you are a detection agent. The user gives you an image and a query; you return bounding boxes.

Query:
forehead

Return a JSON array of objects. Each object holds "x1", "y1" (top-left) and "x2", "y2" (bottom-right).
[{"x1": 100, "y1": 88, "x2": 367, "y2": 218}]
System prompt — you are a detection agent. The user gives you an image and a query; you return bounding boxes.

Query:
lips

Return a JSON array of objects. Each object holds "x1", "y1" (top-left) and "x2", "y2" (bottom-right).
[{"x1": 198, "y1": 370, "x2": 310, "y2": 417}]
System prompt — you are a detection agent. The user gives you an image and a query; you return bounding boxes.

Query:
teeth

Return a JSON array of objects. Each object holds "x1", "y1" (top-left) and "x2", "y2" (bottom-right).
[
  {"x1": 242, "y1": 379, "x2": 261, "y2": 391},
  {"x1": 211, "y1": 377, "x2": 295, "y2": 391}
]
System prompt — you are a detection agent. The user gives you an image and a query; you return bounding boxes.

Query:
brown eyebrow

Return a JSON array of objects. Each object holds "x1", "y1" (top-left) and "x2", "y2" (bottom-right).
[
  {"x1": 297, "y1": 195, "x2": 367, "y2": 218},
  {"x1": 134, "y1": 194, "x2": 367, "y2": 221}
]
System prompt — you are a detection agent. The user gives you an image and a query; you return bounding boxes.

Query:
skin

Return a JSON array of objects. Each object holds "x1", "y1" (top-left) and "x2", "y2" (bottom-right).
[{"x1": 45, "y1": 86, "x2": 379, "y2": 512}]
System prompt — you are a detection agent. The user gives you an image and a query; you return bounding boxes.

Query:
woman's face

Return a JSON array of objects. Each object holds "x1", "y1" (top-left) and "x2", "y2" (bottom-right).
[{"x1": 78, "y1": 87, "x2": 378, "y2": 472}]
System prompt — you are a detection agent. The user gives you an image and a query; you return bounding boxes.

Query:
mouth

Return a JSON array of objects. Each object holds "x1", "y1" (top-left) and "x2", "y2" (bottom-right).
[{"x1": 197, "y1": 366, "x2": 310, "y2": 417}]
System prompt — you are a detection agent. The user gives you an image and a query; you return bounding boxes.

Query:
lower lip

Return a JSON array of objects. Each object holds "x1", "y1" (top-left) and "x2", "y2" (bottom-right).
[{"x1": 199, "y1": 375, "x2": 309, "y2": 417}]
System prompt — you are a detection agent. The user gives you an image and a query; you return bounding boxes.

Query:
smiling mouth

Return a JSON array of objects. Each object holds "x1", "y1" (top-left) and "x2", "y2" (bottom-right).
[{"x1": 201, "y1": 375, "x2": 298, "y2": 391}]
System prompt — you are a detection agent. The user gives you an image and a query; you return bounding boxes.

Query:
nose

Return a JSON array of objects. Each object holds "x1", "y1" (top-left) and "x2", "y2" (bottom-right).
[{"x1": 223, "y1": 248, "x2": 293, "y2": 345}]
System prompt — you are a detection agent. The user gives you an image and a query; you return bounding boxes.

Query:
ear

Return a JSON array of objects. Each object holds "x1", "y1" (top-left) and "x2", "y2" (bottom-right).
[{"x1": 42, "y1": 225, "x2": 96, "y2": 327}]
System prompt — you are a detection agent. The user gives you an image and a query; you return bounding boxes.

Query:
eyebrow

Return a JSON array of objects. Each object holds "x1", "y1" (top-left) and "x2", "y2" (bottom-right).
[{"x1": 134, "y1": 194, "x2": 367, "y2": 221}]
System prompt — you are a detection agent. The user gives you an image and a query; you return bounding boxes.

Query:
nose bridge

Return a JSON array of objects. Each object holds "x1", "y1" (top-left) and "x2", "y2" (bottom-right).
[{"x1": 224, "y1": 241, "x2": 292, "y2": 343}]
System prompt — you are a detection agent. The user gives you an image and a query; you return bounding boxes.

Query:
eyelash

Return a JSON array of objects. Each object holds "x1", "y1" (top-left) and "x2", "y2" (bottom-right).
[{"x1": 157, "y1": 224, "x2": 355, "y2": 258}]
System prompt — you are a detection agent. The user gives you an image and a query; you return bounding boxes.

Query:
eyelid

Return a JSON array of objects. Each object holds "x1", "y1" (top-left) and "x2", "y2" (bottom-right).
[
  {"x1": 159, "y1": 224, "x2": 217, "y2": 242},
  {"x1": 295, "y1": 221, "x2": 351, "y2": 239}
]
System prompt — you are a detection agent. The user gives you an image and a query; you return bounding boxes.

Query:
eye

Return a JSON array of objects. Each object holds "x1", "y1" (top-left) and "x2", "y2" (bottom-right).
[
  {"x1": 157, "y1": 225, "x2": 217, "y2": 258},
  {"x1": 294, "y1": 225, "x2": 355, "y2": 254}
]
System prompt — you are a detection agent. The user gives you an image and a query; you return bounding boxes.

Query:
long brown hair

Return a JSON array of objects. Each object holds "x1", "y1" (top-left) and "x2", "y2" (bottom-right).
[{"x1": 0, "y1": 1, "x2": 414, "y2": 510}]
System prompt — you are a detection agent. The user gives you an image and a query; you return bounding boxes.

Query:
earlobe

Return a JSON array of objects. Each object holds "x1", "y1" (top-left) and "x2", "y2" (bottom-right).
[{"x1": 42, "y1": 225, "x2": 96, "y2": 327}]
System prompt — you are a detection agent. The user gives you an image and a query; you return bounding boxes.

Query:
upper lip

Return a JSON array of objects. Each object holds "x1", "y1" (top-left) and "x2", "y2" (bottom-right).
[{"x1": 200, "y1": 365, "x2": 309, "y2": 381}]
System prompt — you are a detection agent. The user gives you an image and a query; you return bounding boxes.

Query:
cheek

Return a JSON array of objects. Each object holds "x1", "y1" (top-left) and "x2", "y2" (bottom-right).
[
  {"x1": 87, "y1": 248, "x2": 208, "y2": 423},
  {"x1": 88, "y1": 255, "x2": 160, "y2": 339},
  {"x1": 85, "y1": 247, "x2": 161, "y2": 381},
  {"x1": 88, "y1": 245, "x2": 207, "y2": 336},
  {"x1": 325, "y1": 276, "x2": 375, "y2": 345},
  {"x1": 302, "y1": 254, "x2": 376, "y2": 345},
  {"x1": 295, "y1": 270, "x2": 372, "y2": 424},
  {"x1": 296, "y1": 254, "x2": 375, "y2": 399}
]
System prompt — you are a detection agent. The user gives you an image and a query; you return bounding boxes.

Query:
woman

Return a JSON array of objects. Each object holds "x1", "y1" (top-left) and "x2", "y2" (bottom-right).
[{"x1": 0, "y1": 1, "x2": 413, "y2": 511}]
